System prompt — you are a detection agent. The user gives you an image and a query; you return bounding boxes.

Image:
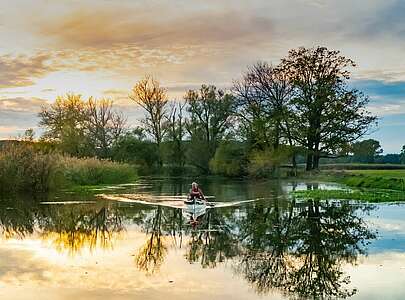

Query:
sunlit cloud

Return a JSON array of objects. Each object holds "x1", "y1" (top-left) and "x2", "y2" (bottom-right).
[
  {"x1": 0, "y1": 53, "x2": 56, "y2": 88},
  {"x1": 0, "y1": 97, "x2": 47, "y2": 113}
]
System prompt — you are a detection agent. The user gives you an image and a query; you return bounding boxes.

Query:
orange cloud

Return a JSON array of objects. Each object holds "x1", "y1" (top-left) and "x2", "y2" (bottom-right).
[
  {"x1": 37, "y1": 6, "x2": 273, "y2": 48},
  {"x1": 0, "y1": 53, "x2": 57, "y2": 88},
  {"x1": 0, "y1": 97, "x2": 47, "y2": 113}
]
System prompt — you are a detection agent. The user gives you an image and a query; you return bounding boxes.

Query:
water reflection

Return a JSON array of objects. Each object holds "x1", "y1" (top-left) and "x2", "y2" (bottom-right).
[
  {"x1": 39, "y1": 205, "x2": 124, "y2": 255},
  {"x1": 0, "y1": 199, "x2": 124, "y2": 255},
  {"x1": 0, "y1": 198, "x2": 38, "y2": 239},
  {"x1": 185, "y1": 210, "x2": 240, "y2": 268},
  {"x1": 237, "y1": 199, "x2": 375, "y2": 299},
  {"x1": 135, "y1": 207, "x2": 169, "y2": 274},
  {"x1": 0, "y1": 180, "x2": 378, "y2": 299}
]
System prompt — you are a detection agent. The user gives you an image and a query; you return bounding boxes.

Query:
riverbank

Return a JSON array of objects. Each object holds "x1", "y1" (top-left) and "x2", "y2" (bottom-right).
[
  {"x1": 323, "y1": 169, "x2": 405, "y2": 191},
  {"x1": 293, "y1": 168, "x2": 405, "y2": 202}
]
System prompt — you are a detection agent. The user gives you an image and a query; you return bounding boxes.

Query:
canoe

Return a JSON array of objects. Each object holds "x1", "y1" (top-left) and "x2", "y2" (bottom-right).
[{"x1": 182, "y1": 201, "x2": 207, "y2": 221}]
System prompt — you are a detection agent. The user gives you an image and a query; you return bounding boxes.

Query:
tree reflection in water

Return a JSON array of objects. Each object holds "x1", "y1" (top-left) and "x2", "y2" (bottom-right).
[
  {"x1": 0, "y1": 199, "x2": 124, "y2": 255},
  {"x1": 133, "y1": 194, "x2": 376, "y2": 299},
  {"x1": 134, "y1": 207, "x2": 169, "y2": 275},
  {"x1": 237, "y1": 198, "x2": 376, "y2": 299},
  {"x1": 185, "y1": 209, "x2": 240, "y2": 268},
  {"x1": 0, "y1": 189, "x2": 376, "y2": 299},
  {"x1": 39, "y1": 205, "x2": 124, "y2": 255},
  {"x1": 0, "y1": 197, "x2": 39, "y2": 239}
]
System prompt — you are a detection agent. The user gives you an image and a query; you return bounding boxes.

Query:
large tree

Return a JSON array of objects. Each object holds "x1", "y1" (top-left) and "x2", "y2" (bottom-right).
[
  {"x1": 164, "y1": 101, "x2": 187, "y2": 173},
  {"x1": 233, "y1": 62, "x2": 297, "y2": 172},
  {"x1": 280, "y1": 47, "x2": 377, "y2": 170},
  {"x1": 39, "y1": 94, "x2": 125, "y2": 157},
  {"x1": 86, "y1": 97, "x2": 126, "y2": 158},
  {"x1": 184, "y1": 85, "x2": 235, "y2": 173},
  {"x1": 233, "y1": 62, "x2": 294, "y2": 150},
  {"x1": 39, "y1": 94, "x2": 89, "y2": 156},
  {"x1": 129, "y1": 76, "x2": 168, "y2": 167}
]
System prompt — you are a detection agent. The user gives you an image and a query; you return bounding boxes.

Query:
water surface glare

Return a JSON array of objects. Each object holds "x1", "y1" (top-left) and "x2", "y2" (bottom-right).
[{"x1": 0, "y1": 178, "x2": 404, "y2": 300}]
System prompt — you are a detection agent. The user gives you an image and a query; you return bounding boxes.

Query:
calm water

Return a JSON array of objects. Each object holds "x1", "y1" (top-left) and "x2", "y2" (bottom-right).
[{"x1": 0, "y1": 178, "x2": 404, "y2": 300}]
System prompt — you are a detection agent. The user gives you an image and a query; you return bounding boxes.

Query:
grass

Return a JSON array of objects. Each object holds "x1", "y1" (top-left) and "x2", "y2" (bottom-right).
[
  {"x1": 329, "y1": 169, "x2": 405, "y2": 192},
  {"x1": 319, "y1": 163, "x2": 405, "y2": 170},
  {"x1": 61, "y1": 156, "x2": 137, "y2": 186},
  {"x1": 295, "y1": 167, "x2": 405, "y2": 202},
  {"x1": 292, "y1": 189, "x2": 405, "y2": 202},
  {"x1": 345, "y1": 169, "x2": 405, "y2": 178},
  {"x1": 0, "y1": 142, "x2": 137, "y2": 195}
]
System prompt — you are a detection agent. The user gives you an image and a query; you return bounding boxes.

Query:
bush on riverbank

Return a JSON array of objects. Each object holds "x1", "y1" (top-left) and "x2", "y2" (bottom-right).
[
  {"x1": 0, "y1": 142, "x2": 137, "y2": 194},
  {"x1": 0, "y1": 142, "x2": 57, "y2": 193}
]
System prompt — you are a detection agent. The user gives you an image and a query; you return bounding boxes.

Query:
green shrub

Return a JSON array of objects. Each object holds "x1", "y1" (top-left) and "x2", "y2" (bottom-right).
[
  {"x1": 248, "y1": 146, "x2": 292, "y2": 178},
  {"x1": 209, "y1": 141, "x2": 247, "y2": 177}
]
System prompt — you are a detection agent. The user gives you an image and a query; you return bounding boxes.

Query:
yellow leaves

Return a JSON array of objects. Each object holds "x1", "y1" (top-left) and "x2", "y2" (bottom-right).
[{"x1": 134, "y1": 233, "x2": 168, "y2": 275}]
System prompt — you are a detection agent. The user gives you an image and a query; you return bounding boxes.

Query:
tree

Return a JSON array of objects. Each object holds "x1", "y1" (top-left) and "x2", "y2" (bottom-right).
[
  {"x1": 39, "y1": 94, "x2": 90, "y2": 156},
  {"x1": 185, "y1": 85, "x2": 235, "y2": 173},
  {"x1": 351, "y1": 139, "x2": 383, "y2": 163},
  {"x1": 86, "y1": 97, "x2": 126, "y2": 158},
  {"x1": 129, "y1": 76, "x2": 169, "y2": 167},
  {"x1": 112, "y1": 127, "x2": 159, "y2": 174},
  {"x1": 164, "y1": 101, "x2": 187, "y2": 173},
  {"x1": 233, "y1": 62, "x2": 297, "y2": 172},
  {"x1": 39, "y1": 94, "x2": 125, "y2": 158},
  {"x1": 20, "y1": 128, "x2": 35, "y2": 142},
  {"x1": 209, "y1": 140, "x2": 247, "y2": 177},
  {"x1": 233, "y1": 62, "x2": 294, "y2": 150},
  {"x1": 280, "y1": 47, "x2": 377, "y2": 171},
  {"x1": 401, "y1": 145, "x2": 405, "y2": 164}
]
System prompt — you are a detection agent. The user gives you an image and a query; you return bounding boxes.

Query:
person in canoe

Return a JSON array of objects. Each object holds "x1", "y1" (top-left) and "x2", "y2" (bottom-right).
[{"x1": 188, "y1": 182, "x2": 206, "y2": 203}]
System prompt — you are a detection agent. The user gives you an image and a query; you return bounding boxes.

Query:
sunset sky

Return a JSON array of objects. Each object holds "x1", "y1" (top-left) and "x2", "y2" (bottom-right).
[{"x1": 1, "y1": 0, "x2": 405, "y2": 152}]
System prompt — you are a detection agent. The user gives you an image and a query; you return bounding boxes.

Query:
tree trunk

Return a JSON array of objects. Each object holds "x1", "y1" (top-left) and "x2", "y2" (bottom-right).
[
  {"x1": 274, "y1": 121, "x2": 281, "y2": 150},
  {"x1": 313, "y1": 152, "x2": 320, "y2": 170},
  {"x1": 291, "y1": 153, "x2": 297, "y2": 176},
  {"x1": 157, "y1": 142, "x2": 163, "y2": 169},
  {"x1": 306, "y1": 153, "x2": 313, "y2": 171}
]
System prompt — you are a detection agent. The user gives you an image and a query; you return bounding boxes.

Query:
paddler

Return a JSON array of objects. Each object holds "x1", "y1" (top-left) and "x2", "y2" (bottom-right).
[{"x1": 188, "y1": 182, "x2": 206, "y2": 202}]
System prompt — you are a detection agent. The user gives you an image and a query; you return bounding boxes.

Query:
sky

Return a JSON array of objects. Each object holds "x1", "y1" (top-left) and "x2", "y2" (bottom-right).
[{"x1": 0, "y1": 0, "x2": 405, "y2": 153}]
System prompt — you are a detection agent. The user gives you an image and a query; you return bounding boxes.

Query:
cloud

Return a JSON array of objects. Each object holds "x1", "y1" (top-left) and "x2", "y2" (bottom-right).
[
  {"x1": 0, "y1": 247, "x2": 49, "y2": 283},
  {"x1": 352, "y1": 80, "x2": 405, "y2": 116},
  {"x1": 0, "y1": 97, "x2": 47, "y2": 113},
  {"x1": 0, "y1": 97, "x2": 47, "y2": 138},
  {"x1": 0, "y1": 0, "x2": 404, "y2": 151},
  {"x1": 41, "y1": 88, "x2": 55, "y2": 92},
  {"x1": 0, "y1": 53, "x2": 56, "y2": 88},
  {"x1": 38, "y1": 5, "x2": 273, "y2": 48},
  {"x1": 356, "y1": 0, "x2": 405, "y2": 40}
]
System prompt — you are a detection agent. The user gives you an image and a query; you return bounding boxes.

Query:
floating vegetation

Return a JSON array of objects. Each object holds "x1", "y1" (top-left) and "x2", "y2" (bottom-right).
[{"x1": 292, "y1": 188, "x2": 405, "y2": 202}]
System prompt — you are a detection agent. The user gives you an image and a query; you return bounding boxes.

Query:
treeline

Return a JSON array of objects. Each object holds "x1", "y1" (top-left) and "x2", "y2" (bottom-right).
[
  {"x1": 321, "y1": 139, "x2": 405, "y2": 165},
  {"x1": 35, "y1": 46, "x2": 379, "y2": 177}
]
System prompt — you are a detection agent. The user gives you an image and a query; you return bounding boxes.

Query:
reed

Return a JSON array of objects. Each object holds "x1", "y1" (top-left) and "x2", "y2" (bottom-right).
[{"x1": 0, "y1": 142, "x2": 137, "y2": 194}]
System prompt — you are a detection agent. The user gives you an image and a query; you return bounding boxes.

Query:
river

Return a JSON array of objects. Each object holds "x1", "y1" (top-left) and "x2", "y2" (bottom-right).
[{"x1": 0, "y1": 178, "x2": 404, "y2": 299}]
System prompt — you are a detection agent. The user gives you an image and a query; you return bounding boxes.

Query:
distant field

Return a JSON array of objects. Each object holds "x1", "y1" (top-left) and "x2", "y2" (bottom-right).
[
  {"x1": 346, "y1": 169, "x2": 405, "y2": 179},
  {"x1": 319, "y1": 163, "x2": 405, "y2": 170},
  {"x1": 329, "y1": 168, "x2": 405, "y2": 191}
]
